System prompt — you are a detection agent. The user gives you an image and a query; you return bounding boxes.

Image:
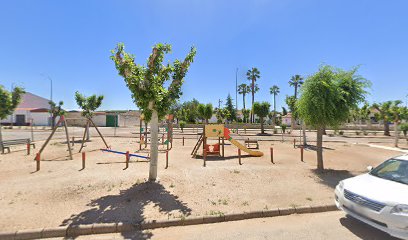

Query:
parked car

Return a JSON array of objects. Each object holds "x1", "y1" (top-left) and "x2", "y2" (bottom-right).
[{"x1": 335, "y1": 154, "x2": 408, "y2": 239}]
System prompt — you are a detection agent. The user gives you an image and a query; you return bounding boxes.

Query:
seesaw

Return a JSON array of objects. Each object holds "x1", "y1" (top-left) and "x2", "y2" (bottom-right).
[{"x1": 100, "y1": 148, "x2": 150, "y2": 160}]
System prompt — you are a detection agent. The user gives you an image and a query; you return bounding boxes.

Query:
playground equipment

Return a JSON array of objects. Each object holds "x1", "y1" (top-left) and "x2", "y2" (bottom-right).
[
  {"x1": 100, "y1": 148, "x2": 150, "y2": 160},
  {"x1": 192, "y1": 124, "x2": 264, "y2": 165},
  {"x1": 78, "y1": 117, "x2": 109, "y2": 152},
  {"x1": 35, "y1": 116, "x2": 74, "y2": 160},
  {"x1": 35, "y1": 116, "x2": 109, "y2": 160},
  {"x1": 139, "y1": 114, "x2": 174, "y2": 150}
]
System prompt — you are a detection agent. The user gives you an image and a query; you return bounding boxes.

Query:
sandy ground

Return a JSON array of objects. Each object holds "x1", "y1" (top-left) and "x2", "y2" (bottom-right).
[
  {"x1": 0, "y1": 132, "x2": 403, "y2": 232},
  {"x1": 62, "y1": 212, "x2": 398, "y2": 240}
]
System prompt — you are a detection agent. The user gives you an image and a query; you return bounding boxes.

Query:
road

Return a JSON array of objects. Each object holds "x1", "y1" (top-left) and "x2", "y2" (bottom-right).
[{"x1": 59, "y1": 211, "x2": 399, "y2": 240}]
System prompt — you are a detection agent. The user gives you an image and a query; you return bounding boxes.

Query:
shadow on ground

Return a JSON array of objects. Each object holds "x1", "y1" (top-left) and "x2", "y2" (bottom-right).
[
  {"x1": 61, "y1": 181, "x2": 191, "y2": 239},
  {"x1": 311, "y1": 169, "x2": 356, "y2": 188},
  {"x1": 340, "y1": 215, "x2": 399, "y2": 240}
]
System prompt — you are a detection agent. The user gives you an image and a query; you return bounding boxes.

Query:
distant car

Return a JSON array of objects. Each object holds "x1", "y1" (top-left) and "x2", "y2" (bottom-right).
[{"x1": 335, "y1": 154, "x2": 408, "y2": 239}]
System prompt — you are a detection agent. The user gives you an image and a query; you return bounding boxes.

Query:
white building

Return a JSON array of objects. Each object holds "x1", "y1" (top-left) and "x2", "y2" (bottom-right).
[{"x1": 0, "y1": 92, "x2": 56, "y2": 126}]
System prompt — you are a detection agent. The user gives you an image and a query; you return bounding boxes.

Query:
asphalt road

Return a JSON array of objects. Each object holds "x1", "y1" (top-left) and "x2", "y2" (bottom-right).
[{"x1": 57, "y1": 211, "x2": 400, "y2": 240}]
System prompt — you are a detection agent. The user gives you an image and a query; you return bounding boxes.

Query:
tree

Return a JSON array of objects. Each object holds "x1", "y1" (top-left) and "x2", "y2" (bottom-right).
[
  {"x1": 237, "y1": 83, "x2": 251, "y2": 110},
  {"x1": 253, "y1": 102, "x2": 270, "y2": 134},
  {"x1": 387, "y1": 101, "x2": 407, "y2": 147},
  {"x1": 225, "y1": 94, "x2": 236, "y2": 122},
  {"x1": 297, "y1": 65, "x2": 369, "y2": 172},
  {"x1": 215, "y1": 107, "x2": 228, "y2": 123},
  {"x1": 246, "y1": 68, "x2": 260, "y2": 123},
  {"x1": 242, "y1": 109, "x2": 250, "y2": 123},
  {"x1": 289, "y1": 74, "x2": 304, "y2": 99},
  {"x1": 180, "y1": 99, "x2": 200, "y2": 123},
  {"x1": 49, "y1": 100, "x2": 65, "y2": 128},
  {"x1": 282, "y1": 107, "x2": 288, "y2": 116},
  {"x1": 75, "y1": 91, "x2": 104, "y2": 141},
  {"x1": 269, "y1": 85, "x2": 280, "y2": 127},
  {"x1": 198, "y1": 103, "x2": 213, "y2": 123},
  {"x1": 111, "y1": 43, "x2": 196, "y2": 181},
  {"x1": 285, "y1": 95, "x2": 297, "y2": 130},
  {"x1": 0, "y1": 85, "x2": 25, "y2": 147},
  {"x1": 372, "y1": 101, "x2": 393, "y2": 136}
]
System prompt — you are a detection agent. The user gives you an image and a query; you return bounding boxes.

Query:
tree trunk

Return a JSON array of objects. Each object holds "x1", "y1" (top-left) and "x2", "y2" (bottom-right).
[
  {"x1": 394, "y1": 122, "x2": 399, "y2": 148},
  {"x1": 384, "y1": 121, "x2": 390, "y2": 136},
  {"x1": 242, "y1": 94, "x2": 246, "y2": 110},
  {"x1": 290, "y1": 115, "x2": 295, "y2": 134},
  {"x1": 260, "y1": 117, "x2": 264, "y2": 134},
  {"x1": 302, "y1": 121, "x2": 307, "y2": 146},
  {"x1": 86, "y1": 122, "x2": 90, "y2": 141},
  {"x1": 316, "y1": 127, "x2": 324, "y2": 172},
  {"x1": 272, "y1": 94, "x2": 276, "y2": 128},
  {"x1": 251, "y1": 80, "x2": 255, "y2": 123},
  {"x1": 51, "y1": 116, "x2": 56, "y2": 128},
  {"x1": 0, "y1": 123, "x2": 3, "y2": 153},
  {"x1": 149, "y1": 109, "x2": 159, "y2": 181}
]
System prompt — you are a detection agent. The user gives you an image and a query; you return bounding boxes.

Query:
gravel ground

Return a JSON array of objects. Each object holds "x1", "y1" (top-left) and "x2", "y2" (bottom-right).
[{"x1": 0, "y1": 132, "x2": 403, "y2": 232}]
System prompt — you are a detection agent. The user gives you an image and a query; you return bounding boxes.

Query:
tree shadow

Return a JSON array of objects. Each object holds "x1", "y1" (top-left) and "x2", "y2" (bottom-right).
[
  {"x1": 303, "y1": 145, "x2": 335, "y2": 151},
  {"x1": 61, "y1": 181, "x2": 191, "y2": 239},
  {"x1": 340, "y1": 215, "x2": 399, "y2": 240},
  {"x1": 311, "y1": 169, "x2": 356, "y2": 188}
]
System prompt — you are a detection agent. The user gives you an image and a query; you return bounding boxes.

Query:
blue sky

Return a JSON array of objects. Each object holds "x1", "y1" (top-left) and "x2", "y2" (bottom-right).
[{"x1": 1, "y1": 0, "x2": 407, "y2": 111}]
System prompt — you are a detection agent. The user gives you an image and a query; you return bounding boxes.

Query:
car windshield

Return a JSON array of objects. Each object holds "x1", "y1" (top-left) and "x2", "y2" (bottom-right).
[{"x1": 370, "y1": 159, "x2": 408, "y2": 185}]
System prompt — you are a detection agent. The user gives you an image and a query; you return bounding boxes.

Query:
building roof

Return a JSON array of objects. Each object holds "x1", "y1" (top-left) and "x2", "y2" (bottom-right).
[{"x1": 16, "y1": 92, "x2": 51, "y2": 111}]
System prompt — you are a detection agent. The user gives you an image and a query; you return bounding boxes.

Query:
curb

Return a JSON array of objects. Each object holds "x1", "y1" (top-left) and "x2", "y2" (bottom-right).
[{"x1": 0, "y1": 204, "x2": 339, "y2": 240}]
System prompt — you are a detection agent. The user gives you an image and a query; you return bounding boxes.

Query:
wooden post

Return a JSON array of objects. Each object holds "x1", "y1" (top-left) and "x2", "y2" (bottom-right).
[
  {"x1": 162, "y1": 134, "x2": 165, "y2": 145},
  {"x1": 182, "y1": 136, "x2": 185, "y2": 146},
  {"x1": 125, "y1": 151, "x2": 129, "y2": 169},
  {"x1": 88, "y1": 118, "x2": 109, "y2": 149},
  {"x1": 165, "y1": 150, "x2": 169, "y2": 169},
  {"x1": 222, "y1": 137, "x2": 225, "y2": 158},
  {"x1": 300, "y1": 146, "x2": 304, "y2": 162},
  {"x1": 26, "y1": 143, "x2": 30, "y2": 155},
  {"x1": 63, "y1": 118, "x2": 73, "y2": 160},
  {"x1": 293, "y1": 138, "x2": 296, "y2": 148},
  {"x1": 72, "y1": 136, "x2": 75, "y2": 146},
  {"x1": 35, "y1": 153, "x2": 40, "y2": 171},
  {"x1": 35, "y1": 118, "x2": 63, "y2": 160},
  {"x1": 238, "y1": 149, "x2": 242, "y2": 165},
  {"x1": 79, "y1": 120, "x2": 89, "y2": 153},
  {"x1": 270, "y1": 147, "x2": 274, "y2": 164},
  {"x1": 82, "y1": 152, "x2": 86, "y2": 169},
  {"x1": 203, "y1": 137, "x2": 207, "y2": 167}
]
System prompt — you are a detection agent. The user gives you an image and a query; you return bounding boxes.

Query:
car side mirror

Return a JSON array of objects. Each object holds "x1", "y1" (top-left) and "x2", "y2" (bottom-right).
[{"x1": 367, "y1": 166, "x2": 373, "y2": 172}]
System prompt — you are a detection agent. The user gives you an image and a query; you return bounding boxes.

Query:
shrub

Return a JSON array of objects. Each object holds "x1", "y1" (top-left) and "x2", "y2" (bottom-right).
[
  {"x1": 400, "y1": 123, "x2": 408, "y2": 137},
  {"x1": 339, "y1": 130, "x2": 344, "y2": 135},
  {"x1": 179, "y1": 121, "x2": 186, "y2": 132},
  {"x1": 281, "y1": 124, "x2": 287, "y2": 133},
  {"x1": 355, "y1": 131, "x2": 361, "y2": 136}
]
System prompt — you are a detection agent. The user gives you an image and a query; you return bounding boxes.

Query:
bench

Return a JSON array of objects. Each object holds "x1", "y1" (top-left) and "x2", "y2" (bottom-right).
[
  {"x1": 245, "y1": 139, "x2": 259, "y2": 149},
  {"x1": 0, "y1": 138, "x2": 35, "y2": 154}
]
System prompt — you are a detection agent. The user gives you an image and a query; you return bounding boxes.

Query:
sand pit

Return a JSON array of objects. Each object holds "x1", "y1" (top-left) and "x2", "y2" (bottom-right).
[{"x1": 0, "y1": 134, "x2": 402, "y2": 231}]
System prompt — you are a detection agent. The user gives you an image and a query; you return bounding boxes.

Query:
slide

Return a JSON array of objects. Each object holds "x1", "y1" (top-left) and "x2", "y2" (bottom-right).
[{"x1": 223, "y1": 127, "x2": 264, "y2": 157}]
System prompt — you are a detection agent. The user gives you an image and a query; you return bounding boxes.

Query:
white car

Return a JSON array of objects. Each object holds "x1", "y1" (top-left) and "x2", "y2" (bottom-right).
[{"x1": 335, "y1": 154, "x2": 408, "y2": 239}]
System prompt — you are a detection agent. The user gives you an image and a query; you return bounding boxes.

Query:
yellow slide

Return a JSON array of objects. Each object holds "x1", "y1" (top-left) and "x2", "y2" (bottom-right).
[{"x1": 229, "y1": 138, "x2": 264, "y2": 157}]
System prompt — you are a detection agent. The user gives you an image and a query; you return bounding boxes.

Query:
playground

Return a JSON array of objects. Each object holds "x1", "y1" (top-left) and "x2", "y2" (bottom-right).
[{"x1": 0, "y1": 128, "x2": 403, "y2": 232}]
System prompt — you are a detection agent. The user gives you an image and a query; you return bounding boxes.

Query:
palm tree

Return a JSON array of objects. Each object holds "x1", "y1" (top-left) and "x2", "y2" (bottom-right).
[
  {"x1": 237, "y1": 83, "x2": 251, "y2": 110},
  {"x1": 246, "y1": 68, "x2": 260, "y2": 123},
  {"x1": 269, "y1": 85, "x2": 280, "y2": 127},
  {"x1": 289, "y1": 75, "x2": 304, "y2": 99}
]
